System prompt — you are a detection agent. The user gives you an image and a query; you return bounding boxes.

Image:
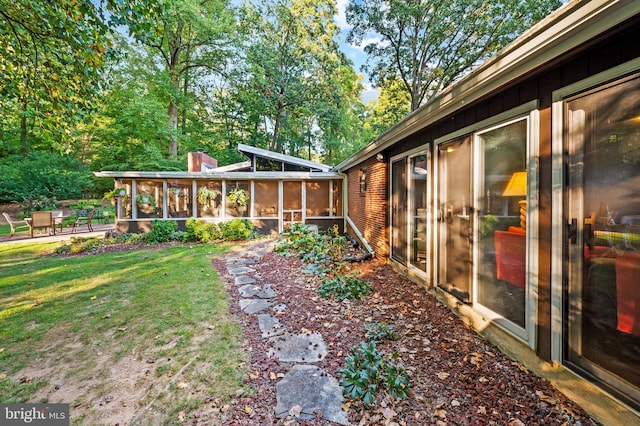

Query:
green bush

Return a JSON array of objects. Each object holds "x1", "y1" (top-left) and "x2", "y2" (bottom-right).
[
  {"x1": 364, "y1": 322, "x2": 400, "y2": 341},
  {"x1": 145, "y1": 220, "x2": 178, "y2": 243},
  {"x1": 339, "y1": 341, "x2": 410, "y2": 406},
  {"x1": 276, "y1": 223, "x2": 346, "y2": 274},
  {"x1": 318, "y1": 275, "x2": 372, "y2": 301},
  {"x1": 219, "y1": 219, "x2": 254, "y2": 241},
  {"x1": 184, "y1": 218, "x2": 254, "y2": 243}
]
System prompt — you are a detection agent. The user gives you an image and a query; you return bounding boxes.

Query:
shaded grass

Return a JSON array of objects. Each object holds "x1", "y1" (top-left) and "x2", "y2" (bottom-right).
[{"x1": 0, "y1": 240, "x2": 247, "y2": 423}]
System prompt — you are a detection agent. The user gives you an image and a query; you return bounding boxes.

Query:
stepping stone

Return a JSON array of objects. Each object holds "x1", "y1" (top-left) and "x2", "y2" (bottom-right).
[
  {"x1": 238, "y1": 284, "x2": 261, "y2": 298},
  {"x1": 255, "y1": 283, "x2": 278, "y2": 299},
  {"x1": 235, "y1": 276, "x2": 256, "y2": 286},
  {"x1": 239, "y1": 299, "x2": 273, "y2": 314},
  {"x1": 268, "y1": 332, "x2": 327, "y2": 362},
  {"x1": 275, "y1": 365, "x2": 349, "y2": 425},
  {"x1": 272, "y1": 303, "x2": 287, "y2": 313},
  {"x1": 257, "y1": 314, "x2": 286, "y2": 338},
  {"x1": 228, "y1": 266, "x2": 256, "y2": 275},
  {"x1": 227, "y1": 257, "x2": 259, "y2": 266}
]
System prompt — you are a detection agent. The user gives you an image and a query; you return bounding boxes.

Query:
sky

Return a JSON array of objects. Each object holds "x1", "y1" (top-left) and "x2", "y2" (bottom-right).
[{"x1": 334, "y1": 0, "x2": 380, "y2": 104}]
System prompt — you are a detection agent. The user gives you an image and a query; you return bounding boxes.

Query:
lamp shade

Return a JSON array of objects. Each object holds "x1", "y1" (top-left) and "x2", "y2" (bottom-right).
[{"x1": 502, "y1": 171, "x2": 527, "y2": 197}]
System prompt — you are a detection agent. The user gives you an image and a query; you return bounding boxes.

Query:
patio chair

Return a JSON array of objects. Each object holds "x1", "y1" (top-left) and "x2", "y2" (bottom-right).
[
  {"x1": 2, "y1": 212, "x2": 31, "y2": 237},
  {"x1": 72, "y1": 208, "x2": 96, "y2": 233},
  {"x1": 30, "y1": 211, "x2": 54, "y2": 237}
]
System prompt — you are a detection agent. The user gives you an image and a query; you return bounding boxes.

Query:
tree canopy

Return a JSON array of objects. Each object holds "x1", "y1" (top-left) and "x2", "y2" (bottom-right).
[{"x1": 347, "y1": 0, "x2": 562, "y2": 111}]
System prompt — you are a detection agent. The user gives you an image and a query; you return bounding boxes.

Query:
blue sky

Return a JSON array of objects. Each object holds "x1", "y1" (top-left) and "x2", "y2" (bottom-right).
[{"x1": 334, "y1": 0, "x2": 379, "y2": 104}]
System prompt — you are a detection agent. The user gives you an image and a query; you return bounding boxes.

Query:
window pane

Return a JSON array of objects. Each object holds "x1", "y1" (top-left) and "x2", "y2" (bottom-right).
[
  {"x1": 477, "y1": 119, "x2": 527, "y2": 327},
  {"x1": 410, "y1": 155, "x2": 428, "y2": 272},
  {"x1": 196, "y1": 180, "x2": 222, "y2": 218},
  {"x1": 226, "y1": 181, "x2": 249, "y2": 218},
  {"x1": 306, "y1": 181, "x2": 330, "y2": 217},
  {"x1": 254, "y1": 180, "x2": 278, "y2": 217}
]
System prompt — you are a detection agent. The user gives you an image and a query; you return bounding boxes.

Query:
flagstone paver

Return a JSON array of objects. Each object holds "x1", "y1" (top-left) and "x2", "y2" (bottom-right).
[
  {"x1": 257, "y1": 314, "x2": 286, "y2": 338},
  {"x1": 274, "y1": 365, "x2": 349, "y2": 425},
  {"x1": 234, "y1": 275, "x2": 256, "y2": 286},
  {"x1": 239, "y1": 298, "x2": 274, "y2": 314},
  {"x1": 237, "y1": 284, "x2": 261, "y2": 298},
  {"x1": 227, "y1": 266, "x2": 256, "y2": 275},
  {"x1": 221, "y1": 239, "x2": 349, "y2": 425},
  {"x1": 268, "y1": 332, "x2": 327, "y2": 362}
]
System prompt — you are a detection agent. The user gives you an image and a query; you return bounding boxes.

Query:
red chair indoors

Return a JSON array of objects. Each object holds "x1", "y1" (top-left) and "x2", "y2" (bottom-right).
[
  {"x1": 494, "y1": 227, "x2": 526, "y2": 290},
  {"x1": 615, "y1": 252, "x2": 640, "y2": 336}
]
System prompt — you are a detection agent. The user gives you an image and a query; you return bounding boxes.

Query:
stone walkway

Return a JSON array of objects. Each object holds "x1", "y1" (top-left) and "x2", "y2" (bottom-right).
[{"x1": 222, "y1": 240, "x2": 349, "y2": 425}]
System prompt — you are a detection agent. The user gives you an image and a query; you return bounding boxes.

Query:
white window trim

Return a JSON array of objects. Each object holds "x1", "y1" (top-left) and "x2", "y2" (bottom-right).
[
  {"x1": 434, "y1": 100, "x2": 540, "y2": 348},
  {"x1": 550, "y1": 57, "x2": 640, "y2": 364}
]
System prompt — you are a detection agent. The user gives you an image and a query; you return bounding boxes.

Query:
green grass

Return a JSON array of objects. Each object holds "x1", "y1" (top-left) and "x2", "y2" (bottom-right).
[{"x1": 0, "y1": 240, "x2": 246, "y2": 424}]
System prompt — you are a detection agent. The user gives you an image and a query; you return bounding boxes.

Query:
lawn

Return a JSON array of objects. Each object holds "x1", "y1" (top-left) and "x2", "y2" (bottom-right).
[{"x1": 0, "y1": 240, "x2": 247, "y2": 424}]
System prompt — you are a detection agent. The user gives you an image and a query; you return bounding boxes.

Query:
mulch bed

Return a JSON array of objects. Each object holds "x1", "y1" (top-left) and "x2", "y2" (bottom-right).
[{"x1": 211, "y1": 247, "x2": 599, "y2": 426}]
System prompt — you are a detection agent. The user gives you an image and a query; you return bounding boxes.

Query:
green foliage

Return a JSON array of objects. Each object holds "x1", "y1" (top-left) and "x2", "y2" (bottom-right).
[
  {"x1": 183, "y1": 218, "x2": 254, "y2": 243},
  {"x1": 365, "y1": 322, "x2": 400, "y2": 341},
  {"x1": 275, "y1": 223, "x2": 346, "y2": 274},
  {"x1": 347, "y1": 0, "x2": 562, "y2": 111},
  {"x1": 0, "y1": 152, "x2": 93, "y2": 203},
  {"x1": 339, "y1": 341, "x2": 410, "y2": 406},
  {"x1": 318, "y1": 275, "x2": 372, "y2": 301},
  {"x1": 228, "y1": 188, "x2": 249, "y2": 206},
  {"x1": 145, "y1": 220, "x2": 178, "y2": 244}
]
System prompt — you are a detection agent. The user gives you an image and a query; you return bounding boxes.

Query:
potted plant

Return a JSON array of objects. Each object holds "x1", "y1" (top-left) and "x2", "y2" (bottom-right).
[
  {"x1": 228, "y1": 187, "x2": 249, "y2": 206},
  {"x1": 197, "y1": 187, "x2": 221, "y2": 212},
  {"x1": 228, "y1": 187, "x2": 249, "y2": 216},
  {"x1": 136, "y1": 193, "x2": 155, "y2": 206}
]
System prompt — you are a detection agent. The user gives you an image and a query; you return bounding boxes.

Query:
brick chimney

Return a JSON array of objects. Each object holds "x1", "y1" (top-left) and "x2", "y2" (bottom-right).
[{"x1": 188, "y1": 149, "x2": 218, "y2": 172}]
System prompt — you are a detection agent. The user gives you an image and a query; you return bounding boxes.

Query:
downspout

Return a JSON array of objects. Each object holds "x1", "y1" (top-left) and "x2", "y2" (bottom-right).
[{"x1": 340, "y1": 172, "x2": 375, "y2": 260}]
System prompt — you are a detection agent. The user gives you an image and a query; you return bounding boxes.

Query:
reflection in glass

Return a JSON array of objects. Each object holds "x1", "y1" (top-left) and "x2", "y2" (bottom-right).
[
  {"x1": 477, "y1": 119, "x2": 527, "y2": 327},
  {"x1": 567, "y1": 76, "x2": 640, "y2": 405},
  {"x1": 410, "y1": 155, "x2": 428, "y2": 273}
]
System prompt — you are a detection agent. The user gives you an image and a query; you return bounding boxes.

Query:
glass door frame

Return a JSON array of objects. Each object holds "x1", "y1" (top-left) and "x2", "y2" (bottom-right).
[
  {"x1": 434, "y1": 101, "x2": 540, "y2": 347},
  {"x1": 552, "y1": 59, "x2": 640, "y2": 407},
  {"x1": 389, "y1": 146, "x2": 431, "y2": 281}
]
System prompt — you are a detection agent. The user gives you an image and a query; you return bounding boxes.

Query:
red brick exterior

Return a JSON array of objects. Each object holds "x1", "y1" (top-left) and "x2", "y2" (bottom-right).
[
  {"x1": 347, "y1": 157, "x2": 388, "y2": 259},
  {"x1": 188, "y1": 151, "x2": 218, "y2": 172}
]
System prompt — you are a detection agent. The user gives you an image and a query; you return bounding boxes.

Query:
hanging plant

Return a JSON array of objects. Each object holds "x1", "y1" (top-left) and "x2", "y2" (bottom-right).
[
  {"x1": 136, "y1": 194, "x2": 155, "y2": 206},
  {"x1": 228, "y1": 188, "x2": 249, "y2": 206},
  {"x1": 197, "y1": 187, "x2": 221, "y2": 205}
]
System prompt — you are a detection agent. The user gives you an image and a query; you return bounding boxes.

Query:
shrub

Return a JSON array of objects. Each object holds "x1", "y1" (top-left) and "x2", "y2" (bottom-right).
[
  {"x1": 145, "y1": 220, "x2": 177, "y2": 243},
  {"x1": 219, "y1": 219, "x2": 254, "y2": 241},
  {"x1": 318, "y1": 275, "x2": 372, "y2": 301},
  {"x1": 339, "y1": 341, "x2": 410, "y2": 406},
  {"x1": 276, "y1": 224, "x2": 346, "y2": 274},
  {"x1": 365, "y1": 322, "x2": 400, "y2": 341}
]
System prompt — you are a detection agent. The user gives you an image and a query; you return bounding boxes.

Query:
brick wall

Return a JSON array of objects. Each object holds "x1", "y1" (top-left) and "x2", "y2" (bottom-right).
[{"x1": 347, "y1": 157, "x2": 388, "y2": 259}]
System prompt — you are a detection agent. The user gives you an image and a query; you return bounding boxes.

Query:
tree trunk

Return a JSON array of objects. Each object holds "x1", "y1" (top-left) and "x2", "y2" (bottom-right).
[
  {"x1": 168, "y1": 101, "x2": 179, "y2": 160},
  {"x1": 271, "y1": 98, "x2": 284, "y2": 153},
  {"x1": 20, "y1": 97, "x2": 29, "y2": 154}
]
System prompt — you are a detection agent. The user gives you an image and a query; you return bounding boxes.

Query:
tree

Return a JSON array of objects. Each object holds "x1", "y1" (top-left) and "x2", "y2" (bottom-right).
[
  {"x1": 0, "y1": 0, "x2": 114, "y2": 154},
  {"x1": 365, "y1": 76, "x2": 411, "y2": 135},
  {"x1": 347, "y1": 0, "x2": 562, "y2": 111},
  {"x1": 110, "y1": 0, "x2": 235, "y2": 160}
]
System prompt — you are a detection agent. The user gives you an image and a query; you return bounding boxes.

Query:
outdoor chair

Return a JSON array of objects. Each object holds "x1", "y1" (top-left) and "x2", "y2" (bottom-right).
[
  {"x1": 2, "y1": 212, "x2": 31, "y2": 237},
  {"x1": 30, "y1": 211, "x2": 54, "y2": 237},
  {"x1": 72, "y1": 208, "x2": 96, "y2": 233}
]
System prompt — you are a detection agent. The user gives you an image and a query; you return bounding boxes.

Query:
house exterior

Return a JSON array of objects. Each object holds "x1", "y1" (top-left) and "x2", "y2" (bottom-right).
[
  {"x1": 336, "y1": 0, "x2": 640, "y2": 422},
  {"x1": 95, "y1": 144, "x2": 344, "y2": 235}
]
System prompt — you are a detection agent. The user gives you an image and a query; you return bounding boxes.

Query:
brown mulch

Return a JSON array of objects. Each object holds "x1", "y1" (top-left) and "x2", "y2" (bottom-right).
[{"x1": 211, "y1": 245, "x2": 599, "y2": 426}]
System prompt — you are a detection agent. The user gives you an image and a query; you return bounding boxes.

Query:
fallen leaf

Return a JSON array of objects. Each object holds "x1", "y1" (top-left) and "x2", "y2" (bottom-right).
[
  {"x1": 91, "y1": 295, "x2": 97, "y2": 300},
  {"x1": 535, "y1": 390, "x2": 557, "y2": 403},
  {"x1": 0, "y1": 372, "x2": 6, "y2": 379},
  {"x1": 220, "y1": 405, "x2": 230, "y2": 413},
  {"x1": 477, "y1": 406, "x2": 487, "y2": 415},
  {"x1": 508, "y1": 419, "x2": 525, "y2": 426},
  {"x1": 269, "y1": 372, "x2": 277, "y2": 380},
  {"x1": 434, "y1": 408, "x2": 447, "y2": 419},
  {"x1": 478, "y1": 377, "x2": 489, "y2": 383},
  {"x1": 177, "y1": 382, "x2": 188, "y2": 389},
  {"x1": 117, "y1": 327, "x2": 127, "y2": 332},
  {"x1": 31, "y1": 301, "x2": 42, "y2": 307},
  {"x1": 249, "y1": 371, "x2": 259, "y2": 380},
  {"x1": 288, "y1": 405, "x2": 302, "y2": 417},
  {"x1": 451, "y1": 400, "x2": 460, "y2": 407},
  {"x1": 244, "y1": 405, "x2": 253, "y2": 415},
  {"x1": 342, "y1": 402, "x2": 351, "y2": 411},
  {"x1": 178, "y1": 411, "x2": 186, "y2": 422},
  {"x1": 382, "y1": 407, "x2": 396, "y2": 419},
  {"x1": 436, "y1": 372, "x2": 450, "y2": 380}
]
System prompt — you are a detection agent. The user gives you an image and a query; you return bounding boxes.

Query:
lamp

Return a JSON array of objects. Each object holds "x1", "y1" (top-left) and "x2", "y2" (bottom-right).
[
  {"x1": 502, "y1": 171, "x2": 527, "y2": 229},
  {"x1": 376, "y1": 153, "x2": 384, "y2": 162}
]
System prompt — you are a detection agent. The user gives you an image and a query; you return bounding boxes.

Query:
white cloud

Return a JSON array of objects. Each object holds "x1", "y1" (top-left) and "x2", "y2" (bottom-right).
[
  {"x1": 361, "y1": 83, "x2": 379, "y2": 105},
  {"x1": 335, "y1": 0, "x2": 350, "y2": 31}
]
